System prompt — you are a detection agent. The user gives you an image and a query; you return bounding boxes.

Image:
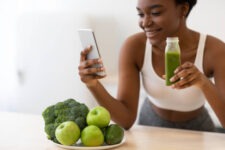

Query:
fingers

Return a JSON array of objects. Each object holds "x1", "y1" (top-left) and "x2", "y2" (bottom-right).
[
  {"x1": 174, "y1": 61, "x2": 193, "y2": 74},
  {"x1": 78, "y1": 58, "x2": 106, "y2": 84},
  {"x1": 172, "y1": 75, "x2": 196, "y2": 89},
  {"x1": 80, "y1": 74, "x2": 105, "y2": 83},
  {"x1": 78, "y1": 64, "x2": 106, "y2": 84},
  {"x1": 79, "y1": 44, "x2": 104, "y2": 75},
  {"x1": 79, "y1": 58, "x2": 102, "y2": 69},
  {"x1": 78, "y1": 58, "x2": 105, "y2": 76},
  {"x1": 80, "y1": 45, "x2": 92, "y2": 62},
  {"x1": 79, "y1": 64, "x2": 105, "y2": 76},
  {"x1": 78, "y1": 45, "x2": 107, "y2": 84},
  {"x1": 170, "y1": 65, "x2": 194, "y2": 82},
  {"x1": 170, "y1": 62, "x2": 201, "y2": 89}
]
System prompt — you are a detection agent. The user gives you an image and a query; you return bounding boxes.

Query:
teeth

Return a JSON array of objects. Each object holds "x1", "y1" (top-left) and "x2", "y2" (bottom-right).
[
  {"x1": 145, "y1": 29, "x2": 160, "y2": 38},
  {"x1": 146, "y1": 29, "x2": 159, "y2": 33},
  {"x1": 147, "y1": 31, "x2": 157, "y2": 34}
]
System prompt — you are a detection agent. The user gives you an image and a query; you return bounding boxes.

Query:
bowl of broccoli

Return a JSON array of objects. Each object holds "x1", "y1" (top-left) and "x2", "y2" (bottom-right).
[{"x1": 42, "y1": 98, "x2": 89, "y2": 143}]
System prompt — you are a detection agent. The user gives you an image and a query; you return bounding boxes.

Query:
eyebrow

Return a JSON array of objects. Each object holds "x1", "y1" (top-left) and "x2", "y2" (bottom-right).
[{"x1": 136, "y1": 4, "x2": 163, "y2": 11}]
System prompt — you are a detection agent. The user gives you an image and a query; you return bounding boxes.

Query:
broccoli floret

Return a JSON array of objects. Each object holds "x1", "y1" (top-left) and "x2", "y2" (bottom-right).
[{"x1": 42, "y1": 98, "x2": 89, "y2": 143}]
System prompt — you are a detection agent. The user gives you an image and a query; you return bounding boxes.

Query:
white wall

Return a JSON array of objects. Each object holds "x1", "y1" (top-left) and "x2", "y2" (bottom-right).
[
  {"x1": 0, "y1": 1, "x2": 18, "y2": 111},
  {"x1": 188, "y1": 0, "x2": 225, "y2": 40},
  {"x1": 0, "y1": 0, "x2": 140, "y2": 113},
  {"x1": 0, "y1": 0, "x2": 224, "y2": 123}
]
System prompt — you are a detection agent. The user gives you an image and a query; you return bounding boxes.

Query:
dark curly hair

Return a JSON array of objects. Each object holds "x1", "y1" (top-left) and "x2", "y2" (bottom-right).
[{"x1": 175, "y1": 0, "x2": 197, "y2": 17}]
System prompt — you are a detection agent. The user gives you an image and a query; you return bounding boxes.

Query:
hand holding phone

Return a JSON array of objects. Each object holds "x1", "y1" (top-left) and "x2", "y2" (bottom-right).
[{"x1": 78, "y1": 29, "x2": 106, "y2": 76}]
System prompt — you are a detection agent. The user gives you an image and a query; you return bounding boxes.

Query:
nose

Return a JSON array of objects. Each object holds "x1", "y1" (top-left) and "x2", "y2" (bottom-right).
[{"x1": 142, "y1": 15, "x2": 152, "y2": 27}]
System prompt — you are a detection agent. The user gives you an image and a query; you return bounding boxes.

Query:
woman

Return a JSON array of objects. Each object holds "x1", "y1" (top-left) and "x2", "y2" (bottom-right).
[{"x1": 78, "y1": 0, "x2": 225, "y2": 131}]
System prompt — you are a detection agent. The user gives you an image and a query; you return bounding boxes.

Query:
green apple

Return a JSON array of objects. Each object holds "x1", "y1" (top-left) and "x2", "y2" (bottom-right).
[
  {"x1": 81, "y1": 125, "x2": 104, "y2": 146},
  {"x1": 86, "y1": 106, "x2": 111, "y2": 128},
  {"x1": 55, "y1": 121, "x2": 80, "y2": 146}
]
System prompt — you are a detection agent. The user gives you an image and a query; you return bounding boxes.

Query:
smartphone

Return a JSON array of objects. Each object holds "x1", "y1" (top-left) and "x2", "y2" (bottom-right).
[{"x1": 78, "y1": 28, "x2": 105, "y2": 76}]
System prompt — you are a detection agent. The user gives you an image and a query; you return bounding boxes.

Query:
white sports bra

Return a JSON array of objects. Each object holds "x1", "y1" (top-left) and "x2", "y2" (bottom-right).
[{"x1": 141, "y1": 33, "x2": 207, "y2": 112}]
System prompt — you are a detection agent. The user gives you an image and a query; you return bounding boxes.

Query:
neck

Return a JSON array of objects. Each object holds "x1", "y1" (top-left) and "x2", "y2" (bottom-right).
[
  {"x1": 151, "y1": 20, "x2": 198, "y2": 53},
  {"x1": 174, "y1": 19, "x2": 199, "y2": 51},
  {"x1": 177, "y1": 29, "x2": 199, "y2": 52}
]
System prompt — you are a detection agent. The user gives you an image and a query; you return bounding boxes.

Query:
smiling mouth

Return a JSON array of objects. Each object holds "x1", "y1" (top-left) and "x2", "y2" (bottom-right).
[{"x1": 145, "y1": 28, "x2": 162, "y2": 38}]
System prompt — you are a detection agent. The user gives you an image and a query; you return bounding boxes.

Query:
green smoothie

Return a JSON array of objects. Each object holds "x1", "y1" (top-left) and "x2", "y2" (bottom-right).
[{"x1": 165, "y1": 51, "x2": 181, "y2": 85}]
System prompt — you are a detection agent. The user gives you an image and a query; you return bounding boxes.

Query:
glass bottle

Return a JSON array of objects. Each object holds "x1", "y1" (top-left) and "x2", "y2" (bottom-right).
[{"x1": 165, "y1": 37, "x2": 181, "y2": 86}]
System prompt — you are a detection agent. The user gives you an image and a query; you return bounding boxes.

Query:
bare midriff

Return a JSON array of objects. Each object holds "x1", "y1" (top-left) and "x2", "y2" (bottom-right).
[{"x1": 151, "y1": 102, "x2": 204, "y2": 122}]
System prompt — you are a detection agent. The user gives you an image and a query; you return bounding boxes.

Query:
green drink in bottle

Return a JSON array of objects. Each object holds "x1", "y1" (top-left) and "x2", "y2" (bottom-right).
[{"x1": 165, "y1": 37, "x2": 181, "y2": 86}]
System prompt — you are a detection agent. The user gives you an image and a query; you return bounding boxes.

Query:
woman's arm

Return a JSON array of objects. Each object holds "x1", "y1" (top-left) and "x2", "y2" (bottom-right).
[
  {"x1": 200, "y1": 37, "x2": 225, "y2": 128},
  {"x1": 79, "y1": 33, "x2": 146, "y2": 129},
  {"x1": 171, "y1": 36, "x2": 225, "y2": 128}
]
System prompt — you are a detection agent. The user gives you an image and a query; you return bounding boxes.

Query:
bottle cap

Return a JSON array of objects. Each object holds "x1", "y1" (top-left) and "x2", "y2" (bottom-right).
[{"x1": 166, "y1": 37, "x2": 179, "y2": 42}]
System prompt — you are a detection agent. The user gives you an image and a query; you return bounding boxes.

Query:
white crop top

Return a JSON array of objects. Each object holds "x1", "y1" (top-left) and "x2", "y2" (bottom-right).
[{"x1": 141, "y1": 33, "x2": 207, "y2": 112}]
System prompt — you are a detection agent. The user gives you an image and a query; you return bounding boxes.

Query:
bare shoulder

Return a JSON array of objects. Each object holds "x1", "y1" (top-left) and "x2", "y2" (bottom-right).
[
  {"x1": 206, "y1": 35, "x2": 225, "y2": 50},
  {"x1": 205, "y1": 35, "x2": 225, "y2": 58},
  {"x1": 124, "y1": 32, "x2": 146, "y2": 46},
  {"x1": 205, "y1": 35, "x2": 225, "y2": 74},
  {"x1": 120, "y1": 32, "x2": 147, "y2": 70}
]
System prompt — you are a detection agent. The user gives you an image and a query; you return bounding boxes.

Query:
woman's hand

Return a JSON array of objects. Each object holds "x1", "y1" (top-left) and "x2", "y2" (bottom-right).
[
  {"x1": 170, "y1": 62, "x2": 208, "y2": 89},
  {"x1": 78, "y1": 46, "x2": 106, "y2": 87}
]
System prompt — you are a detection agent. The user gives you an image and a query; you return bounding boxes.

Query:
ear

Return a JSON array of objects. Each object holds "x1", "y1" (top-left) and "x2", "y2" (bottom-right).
[{"x1": 181, "y1": 2, "x2": 190, "y2": 17}]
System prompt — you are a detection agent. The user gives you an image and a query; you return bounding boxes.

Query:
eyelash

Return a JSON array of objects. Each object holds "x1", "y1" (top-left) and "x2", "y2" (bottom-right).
[
  {"x1": 151, "y1": 12, "x2": 161, "y2": 16},
  {"x1": 137, "y1": 13, "x2": 144, "y2": 18},
  {"x1": 137, "y1": 12, "x2": 161, "y2": 18}
]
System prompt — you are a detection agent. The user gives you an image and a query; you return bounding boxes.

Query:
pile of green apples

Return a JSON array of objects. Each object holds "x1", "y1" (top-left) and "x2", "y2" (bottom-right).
[{"x1": 55, "y1": 106, "x2": 124, "y2": 146}]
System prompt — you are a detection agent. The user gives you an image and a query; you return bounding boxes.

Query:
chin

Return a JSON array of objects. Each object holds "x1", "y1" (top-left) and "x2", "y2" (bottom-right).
[
  {"x1": 147, "y1": 36, "x2": 166, "y2": 47},
  {"x1": 148, "y1": 38, "x2": 161, "y2": 46}
]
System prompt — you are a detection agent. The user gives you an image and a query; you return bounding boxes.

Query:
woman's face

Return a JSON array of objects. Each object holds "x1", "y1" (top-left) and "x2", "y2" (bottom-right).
[{"x1": 137, "y1": 0, "x2": 184, "y2": 46}]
